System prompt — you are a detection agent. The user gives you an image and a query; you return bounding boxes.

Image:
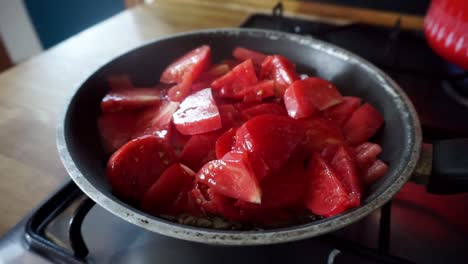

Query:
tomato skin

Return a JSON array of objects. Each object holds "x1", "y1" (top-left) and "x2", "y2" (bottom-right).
[
  {"x1": 180, "y1": 132, "x2": 219, "y2": 171},
  {"x1": 196, "y1": 151, "x2": 261, "y2": 204},
  {"x1": 259, "y1": 55, "x2": 299, "y2": 95},
  {"x1": 343, "y1": 103, "x2": 384, "y2": 145},
  {"x1": 298, "y1": 117, "x2": 345, "y2": 153},
  {"x1": 173, "y1": 88, "x2": 222, "y2": 135},
  {"x1": 234, "y1": 115, "x2": 303, "y2": 172},
  {"x1": 141, "y1": 164, "x2": 195, "y2": 215},
  {"x1": 106, "y1": 135, "x2": 176, "y2": 203},
  {"x1": 354, "y1": 142, "x2": 382, "y2": 170},
  {"x1": 240, "y1": 103, "x2": 287, "y2": 120},
  {"x1": 101, "y1": 88, "x2": 162, "y2": 113},
  {"x1": 324, "y1": 96, "x2": 361, "y2": 125},
  {"x1": 218, "y1": 104, "x2": 242, "y2": 129},
  {"x1": 215, "y1": 128, "x2": 237, "y2": 159},
  {"x1": 363, "y1": 159, "x2": 388, "y2": 186},
  {"x1": 160, "y1": 45, "x2": 211, "y2": 84},
  {"x1": 134, "y1": 101, "x2": 180, "y2": 140},
  {"x1": 232, "y1": 47, "x2": 267, "y2": 65},
  {"x1": 330, "y1": 146, "x2": 362, "y2": 207},
  {"x1": 211, "y1": 59, "x2": 258, "y2": 99},
  {"x1": 236, "y1": 153, "x2": 307, "y2": 210},
  {"x1": 242, "y1": 80, "x2": 275, "y2": 102},
  {"x1": 284, "y1": 77, "x2": 343, "y2": 119},
  {"x1": 305, "y1": 154, "x2": 349, "y2": 217}
]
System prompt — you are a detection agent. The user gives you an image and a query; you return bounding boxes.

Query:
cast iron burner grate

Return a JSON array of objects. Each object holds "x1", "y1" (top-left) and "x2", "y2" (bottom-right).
[{"x1": 25, "y1": 181, "x2": 413, "y2": 264}]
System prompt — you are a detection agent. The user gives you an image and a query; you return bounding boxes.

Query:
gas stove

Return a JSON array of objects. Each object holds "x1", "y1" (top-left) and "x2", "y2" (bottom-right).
[{"x1": 1, "y1": 5, "x2": 467, "y2": 264}]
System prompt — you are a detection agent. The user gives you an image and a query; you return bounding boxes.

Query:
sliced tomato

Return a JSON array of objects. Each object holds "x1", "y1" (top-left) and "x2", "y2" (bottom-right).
[
  {"x1": 330, "y1": 146, "x2": 362, "y2": 207},
  {"x1": 196, "y1": 151, "x2": 261, "y2": 203},
  {"x1": 232, "y1": 47, "x2": 267, "y2": 65},
  {"x1": 209, "y1": 192, "x2": 243, "y2": 221},
  {"x1": 211, "y1": 59, "x2": 258, "y2": 99},
  {"x1": 234, "y1": 115, "x2": 302, "y2": 172},
  {"x1": 98, "y1": 110, "x2": 140, "y2": 153},
  {"x1": 134, "y1": 101, "x2": 180, "y2": 140},
  {"x1": 363, "y1": 159, "x2": 388, "y2": 186},
  {"x1": 106, "y1": 135, "x2": 176, "y2": 203},
  {"x1": 354, "y1": 142, "x2": 382, "y2": 170},
  {"x1": 215, "y1": 128, "x2": 237, "y2": 159},
  {"x1": 141, "y1": 164, "x2": 195, "y2": 215},
  {"x1": 167, "y1": 74, "x2": 194, "y2": 102},
  {"x1": 180, "y1": 132, "x2": 219, "y2": 171},
  {"x1": 305, "y1": 154, "x2": 349, "y2": 217},
  {"x1": 218, "y1": 104, "x2": 242, "y2": 129},
  {"x1": 188, "y1": 183, "x2": 216, "y2": 215},
  {"x1": 240, "y1": 103, "x2": 287, "y2": 120},
  {"x1": 259, "y1": 55, "x2": 299, "y2": 96},
  {"x1": 236, "y1": 152, "x2": 307, "y2": 210},
  {"x1": 324, "y1": 96, "x2": 361, "y2": 125},
  {"x1": 160, "y1": 45, "x2": 211, "y2": 84},
  {"x1": 169, "y1": 123, "x2": 190, "y2": 155},
  {"x1": 299, "y1": 117, "x2": 345, "y2": 153},
  {"x1": 284, "y1": 77, "x2": 343, "y2": 119},
  {"x1": 173, "y1": 88, "x2": 222, "y2": 135},
  {"x1": 101, "y1": 88, "x2": 162, "y2": 113},
  {"x1": 343, "y1": 103, "x2": 384, "y2": 145},
  {"x1": 191, "y1": 64, "x2": 230, "y2": 92},
  {"x1": 243, "y1": 80, "x2": 275, "y2": 102},
  {"x1": 245, "y1": 151, "x2": 271, "y2": 181}
]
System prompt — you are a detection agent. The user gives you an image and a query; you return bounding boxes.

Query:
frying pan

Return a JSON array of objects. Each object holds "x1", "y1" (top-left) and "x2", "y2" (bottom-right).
[{"x1": 57, "y1": 28, "x2": 467, "y2": 245}]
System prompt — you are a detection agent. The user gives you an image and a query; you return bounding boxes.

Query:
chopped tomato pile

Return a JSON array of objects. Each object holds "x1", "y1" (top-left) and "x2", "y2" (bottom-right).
[{"x1": 99, "y1": 45, "x2": 388, "y2": 226}]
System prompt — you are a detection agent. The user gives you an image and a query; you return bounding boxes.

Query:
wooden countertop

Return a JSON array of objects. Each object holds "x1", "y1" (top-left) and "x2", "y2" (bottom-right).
[{"x1": 0, "y1": 0, "x2": 423, "y2": 235}]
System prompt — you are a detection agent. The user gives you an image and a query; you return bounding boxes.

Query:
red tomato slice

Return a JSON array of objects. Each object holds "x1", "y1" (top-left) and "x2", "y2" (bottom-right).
[
  {"x1": 232, "y1": 47, "x2": 267, "y2": 65},
  {"x1": 134, "y1": 101, "x2": 180, "y2": 140},
  {"x1": 284, "y1": 77, "x2": 343, "y2": 119},
  {"x1": 160, "y1": 45, "x2": 211, "y2": 84},
  {"x1": 240, "y1": 103, "x2": 287, "y2": 120},
  {"x1": 209, "y1": 192, "x2": 243, "y2": 221},
  {"x1": 343, "y1": 103, "x2": 384, "y2": 145},
  {"x1": 363, "y1": 159, "x2": 388, "y2": 186},
  {"x1": 299, "y1": 117, "x2": 345, "y2": 153},
  {"x1": 106, "y1": 135, "x2": 176, "y2": 203},
  {"x1": 180, "y1": 132, "x2": 219, "y2": 171},
  {"x1": 305, "y1": 154, "x2": 349, "y2": 217},
  {"x1": 234, "y1": 115, "x2": 302, "y2": 172},
  {"x1": 167, "y1": 74, "x2": 193, "y2": 102},
  {"x1": 354, "y1": 142, "x2": 382, "y2": 170},
  {"x1": 196, "y1": 151, "x2": 261, "y2": 203},
  {"x1": 243, "y1": 80, "x2": 275, "y2": 102},
  {"x1": 173, "y1": 88, "x2": 222, "y2": 135},
  {"x1": 211, "y1": 59, "x2": 258, "y2": 99},
  {"x1": 215, "y1": 128, "x2": 237, "y2": 159},
  {"x1": 324, "y1": 96, "x2": 361, "y2": 125},
  {"x1": 236, "y1": 152, "x2": 307, "y2": 209},
  {"x1": 101, "y1": 88, "x2": 162, "y2": 113},
  {"x1": 191, "y1": 64, "x2": 230, "y2": 92},
  {"x1": 245, "y1": 151, "x2": 271, "y2": 181},
  {"x1": 98, "y1": 110, "x2": 140, "y2": 153},
  {"x1": 218, "y1": 104, "x2": 242, "y2": 129},
  {"x1": 169, "y1": 123, "x2": 190, "y2": 155},
  {"x1": 141, "y1": 164, "x2": 195, "y2": 215},
  {"x1": 330, "y1": 146, "x2": 362, "y2": 207},
  {"x1": 259, "y1": 55, "x2": 299, "y2": 96}
]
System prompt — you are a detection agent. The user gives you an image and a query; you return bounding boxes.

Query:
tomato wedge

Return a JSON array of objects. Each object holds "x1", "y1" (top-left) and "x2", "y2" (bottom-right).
[
  {"x1": 134, "y1": 101, "x2": 180, "y2": 140},
  {"x1": 305, "y1": 154, "x2": 349, "y2": 217},
  {"x1": 211, "y1": 59, "x2": 258, "y2": 98},
  {"x1": 196, "y1": 151, "x2": 261, "y2": 204},
  {"x1": 330, "y1": 146, "x2": 362, "y2": 207},
  {"x1": 107, "y1": 135, "x2": 176, "y2": 203},
  {"x1": 343, "y1": 103, "x2": 384, "y2": 145},
  {"x1": 160, "y1": 45, "x2": 211, "y2": 84},
  {"x1": 215, "y1": 128, "x2": 237, "y2": 159},
  {"x1": 354, "y1": 142, "x2": 382, "y2": 170},
  {"x1": 242, "y1": 80, "x2": 275, "y2": 102},
  {"x1": 180, "y1": 132, "x2": 219, "y2": 171},
  {"x1": 98, "y1": 111, "x2": 141, "y2": 153},
  {"x1": 141, "y1": 164, "x2": 195, "y2": 215},
  {"x1": 363, "y1": 159, "x2": 388, "y2": 186},
  {"x1": 299, "y1": 117, "x2": 345, "y2": 153},
  {"x1": 173, "y1": 88, "x2": 222, "y2": 135},
  {"x1": 259, "y1": 55, "x2": 299, "y2": 95},
  {"x1": 101, "y1": 88, "x2": 162, "y2": 113},
  {"x1": 324, "y1": 96, "x2": 361, "y2": 125},
  {"x1": 232, "y1": 47, "x2": 267, "y2": 66},
  {"x1": 240, "y1": 103, "x2": 287, "y2": 120},
  {"x1": 234, "y1": 115, "x2": 302, "y2": 172},
  {"x1": 284, "y1": 77, "x2": 343, "y2": 119}
]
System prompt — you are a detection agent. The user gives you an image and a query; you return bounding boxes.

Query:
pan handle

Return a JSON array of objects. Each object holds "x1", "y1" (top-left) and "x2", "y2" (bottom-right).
[{"x1": 412, "y1": 139, "x2": 468, "y2": 194}]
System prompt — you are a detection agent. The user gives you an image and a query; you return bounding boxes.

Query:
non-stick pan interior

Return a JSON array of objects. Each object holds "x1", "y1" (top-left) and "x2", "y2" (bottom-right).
[{"x1": 61, "y1": 29, "x2": 420, "y2": 244}]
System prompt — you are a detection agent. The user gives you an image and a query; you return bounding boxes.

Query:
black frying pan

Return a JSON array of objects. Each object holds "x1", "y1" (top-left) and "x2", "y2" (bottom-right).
[{"x1": 57, "y1": 28, "x2": 468, "y2": 245}]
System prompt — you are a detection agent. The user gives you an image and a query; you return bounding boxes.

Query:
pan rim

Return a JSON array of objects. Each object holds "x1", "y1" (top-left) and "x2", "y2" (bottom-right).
[{"x1": 56, "y1": 27, "x2": 422, "y2": 245}]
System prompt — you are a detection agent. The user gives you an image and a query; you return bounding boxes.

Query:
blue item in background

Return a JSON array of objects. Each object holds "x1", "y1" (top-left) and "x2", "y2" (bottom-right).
[{"x1": 23, "y1": 0, "x2": 125, "y2": 49}]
